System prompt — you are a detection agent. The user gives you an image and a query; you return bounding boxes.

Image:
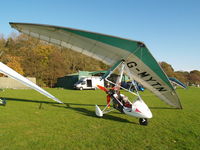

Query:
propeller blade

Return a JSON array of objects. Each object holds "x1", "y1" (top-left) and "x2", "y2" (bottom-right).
[
  {"x1": 97, "y1": 85, "x2": 108, "y2": 92},
  {"x1": 97, "y1": 85, "x2": 111, "y2": 108},
  {"x1": 107, "y1": 95, "x2": 111, "y2": 108}
]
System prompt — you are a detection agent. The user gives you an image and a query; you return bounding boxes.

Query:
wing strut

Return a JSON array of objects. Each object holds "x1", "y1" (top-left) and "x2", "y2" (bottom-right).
[
  {"x1": 103, "y1": 60, "x2": 139, "y2": 97},
  {"x1": 101, "y1": 60, "x2": 123, "y2": 80}
]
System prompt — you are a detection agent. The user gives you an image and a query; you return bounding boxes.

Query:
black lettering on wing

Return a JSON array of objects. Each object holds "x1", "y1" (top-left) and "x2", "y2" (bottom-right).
[
  {"x1": 127, "y1": 61, "x2": 137, "y2": 68},
  {"x1": 138, "y1": 72, "x2": 150, "y2": 78},
  {"x1": 156, "y1": 87, "x2": 167, "y2": 92}
]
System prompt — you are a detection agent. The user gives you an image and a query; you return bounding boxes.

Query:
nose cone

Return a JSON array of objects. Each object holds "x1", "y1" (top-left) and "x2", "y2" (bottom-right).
[
  {"x1": 132, "y1": 100, "x2": 153, "y2": 119},
  {"x1": 142, "y1": 107, "x2": 152, "y2": 118}
]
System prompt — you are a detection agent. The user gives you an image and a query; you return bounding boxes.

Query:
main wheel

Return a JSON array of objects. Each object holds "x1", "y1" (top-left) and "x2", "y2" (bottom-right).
[{"x1": 139, "y1": 118, "x2": 148, "y2": 126}]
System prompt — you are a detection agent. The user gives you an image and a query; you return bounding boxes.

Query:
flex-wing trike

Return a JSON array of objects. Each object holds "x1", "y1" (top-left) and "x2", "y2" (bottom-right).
[{"x1": 95, "y1": 60, "x2": 152, "y2": 125}]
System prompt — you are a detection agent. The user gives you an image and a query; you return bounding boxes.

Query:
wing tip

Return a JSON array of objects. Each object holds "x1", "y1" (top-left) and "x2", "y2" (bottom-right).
[{"x1": 52, "y1": 98, "x2": 63, "y2": 104}]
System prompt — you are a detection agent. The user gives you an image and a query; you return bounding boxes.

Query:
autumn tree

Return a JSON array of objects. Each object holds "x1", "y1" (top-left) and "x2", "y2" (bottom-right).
[
  {"x1": 4, "y1": 55, "x2": 24, "y2": 75},
  {"x1": 189, "y1": 70, "x2": 200, "y2": 85},
  {"x1": 3, "y1": 33, "x2": 199, "y2": 87},
  {"x1": 174, "y1": 71, "x2": 190, "y2": 85},
  {"x1": 159, "y1": 61, "x2": 175, "y2": 77},
  {"x1": 1, "y1": 34, "x2": 108, "y2": 87}
]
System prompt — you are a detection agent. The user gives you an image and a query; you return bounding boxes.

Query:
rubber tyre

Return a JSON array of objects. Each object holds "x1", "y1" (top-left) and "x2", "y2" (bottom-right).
[
  {"x1": 139, "y1": 118, "x2": 148, "y2": 126},
  {"x1": 80, "y1": 87, "x2": 83, "y2": 90}
]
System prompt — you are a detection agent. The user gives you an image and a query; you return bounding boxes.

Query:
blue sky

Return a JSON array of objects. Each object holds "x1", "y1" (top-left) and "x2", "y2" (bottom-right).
[{"x1": 1, "y1": 0, "x2": 199, "y2": 71}]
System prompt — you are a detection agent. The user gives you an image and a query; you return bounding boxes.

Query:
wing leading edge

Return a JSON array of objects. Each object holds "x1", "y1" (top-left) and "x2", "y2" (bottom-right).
[{"x1": 9, "y1": 22, "x2": 182, "y2": 108}]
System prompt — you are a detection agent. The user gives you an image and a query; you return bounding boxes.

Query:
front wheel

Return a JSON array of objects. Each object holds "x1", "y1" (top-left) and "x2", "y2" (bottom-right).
[{"x1": 139, "y1": 118, "x2": 148, "y2": 126}]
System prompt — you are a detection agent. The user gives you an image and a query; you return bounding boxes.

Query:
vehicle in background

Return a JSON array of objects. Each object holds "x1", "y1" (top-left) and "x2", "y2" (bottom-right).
[
  {"x1": 121, "y1": 81, "x2": 144, "y2": 92},
  {"x1": 74, "y1": 77, "x2": 104, "y2": 90}
]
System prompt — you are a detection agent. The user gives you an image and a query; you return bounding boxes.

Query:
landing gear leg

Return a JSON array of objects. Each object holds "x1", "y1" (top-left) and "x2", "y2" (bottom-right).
[{"x1": 139, "y1": 118, "x2": 148, "y2": 126}]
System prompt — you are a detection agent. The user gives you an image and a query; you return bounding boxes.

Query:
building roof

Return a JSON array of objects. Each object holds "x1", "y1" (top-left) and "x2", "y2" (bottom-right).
[{"x1": 66, "y1": 70, "x2": 106, "y2": 77}]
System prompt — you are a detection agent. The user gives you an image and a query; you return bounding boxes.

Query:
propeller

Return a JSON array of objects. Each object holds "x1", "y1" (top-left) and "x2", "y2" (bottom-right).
[
  {"x1": 97, "y1": 85, "x2": 111, "y2": 108},
  {"x1": 97, "y1": 85, "x2": 108, "y2": 92}
]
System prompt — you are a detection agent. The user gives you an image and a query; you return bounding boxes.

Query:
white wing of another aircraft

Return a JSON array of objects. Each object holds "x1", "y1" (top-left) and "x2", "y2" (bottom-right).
[{"x1": 0, "y1": 62, "x2": 62, "y2": 103}]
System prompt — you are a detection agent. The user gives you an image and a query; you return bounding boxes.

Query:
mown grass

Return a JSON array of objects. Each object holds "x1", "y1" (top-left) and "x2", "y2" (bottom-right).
[{"x1": 0, "y1": 87, "x2": 199, "y2": 150}]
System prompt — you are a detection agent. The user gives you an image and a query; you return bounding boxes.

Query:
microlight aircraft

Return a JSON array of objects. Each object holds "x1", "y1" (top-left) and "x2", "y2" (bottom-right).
[{"x1": 10, "y1": 22, "x2": 183, "y2": 125}]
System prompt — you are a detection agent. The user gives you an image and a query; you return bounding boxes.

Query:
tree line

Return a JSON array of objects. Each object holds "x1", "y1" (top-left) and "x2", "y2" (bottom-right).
[
  {"x1": 160, "y1": 62, "x2": 200, "y2": 86},
  {"x1": 0, "y1": 34, "x2": 107, "y2": 87},
  {"x1": 0, "y1": 34, "x2": 199, "y2": 87}
]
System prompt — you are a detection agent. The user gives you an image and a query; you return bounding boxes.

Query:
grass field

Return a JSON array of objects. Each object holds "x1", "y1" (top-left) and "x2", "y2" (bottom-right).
[{"x1": 0, "y1": 87, "x2": 199, "y2": 150}]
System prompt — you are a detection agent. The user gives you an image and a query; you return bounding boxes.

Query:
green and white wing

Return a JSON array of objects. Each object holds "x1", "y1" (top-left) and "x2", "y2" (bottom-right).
[{"x1": 10, "y1": 22, "x2": 182, "y2": 108}]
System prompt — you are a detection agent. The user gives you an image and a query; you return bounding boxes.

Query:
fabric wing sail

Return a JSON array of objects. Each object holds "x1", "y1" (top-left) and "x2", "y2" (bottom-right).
[{"x1": 10, "y1": 22, "x2": 182, "y2": 108}]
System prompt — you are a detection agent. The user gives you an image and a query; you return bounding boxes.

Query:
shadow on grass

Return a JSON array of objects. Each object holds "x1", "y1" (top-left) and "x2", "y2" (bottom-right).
[
  {"x1": 149, "y1": 107, "x2": 180, "y2": 110},
  {"x1": 2, "y1": 97, "x2": 107, "y2": 106},
  {"x1": 4, "y1": 97, "x2": 178, "y2": 110},
  {"x1": 3, "y1": 97, "x2": 56, "y2": 104},
  {"x1": 53, "y1": 104, "x2": 137, "y2": 124},
  {"x1": 2, "y1": 97, "x2": 103, "y2": 106},
  {"x1": 2, "y1": 97, "x2": 137, "y2": 124}
]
